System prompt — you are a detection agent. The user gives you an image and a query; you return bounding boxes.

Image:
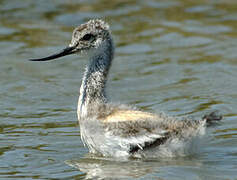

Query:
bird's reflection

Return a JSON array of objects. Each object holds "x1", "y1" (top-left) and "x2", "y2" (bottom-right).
[{"x1": 66, "y1": 154, "x2": 203, "y2": 180}]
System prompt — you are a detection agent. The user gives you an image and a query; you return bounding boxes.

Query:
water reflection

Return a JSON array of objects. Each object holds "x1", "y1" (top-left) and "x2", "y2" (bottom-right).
[{"x1": 66, "y1": 155, "x2": 203, "y2": 180}]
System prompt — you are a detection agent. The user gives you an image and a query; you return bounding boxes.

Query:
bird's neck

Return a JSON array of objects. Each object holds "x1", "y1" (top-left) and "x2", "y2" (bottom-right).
[{"x1": 78, "y1": 37, "x2": 114, "y2": 118}]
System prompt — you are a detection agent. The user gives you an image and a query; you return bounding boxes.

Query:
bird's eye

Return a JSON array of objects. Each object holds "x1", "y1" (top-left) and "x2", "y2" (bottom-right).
[{"x1": 81, "y1": 34, "x2": 94, "y2": 41}]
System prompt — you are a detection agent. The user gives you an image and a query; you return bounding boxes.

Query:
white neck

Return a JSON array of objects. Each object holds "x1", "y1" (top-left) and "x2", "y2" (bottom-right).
[{"x1": 77, "y1": 37, "x2": 114, "y2": 119}]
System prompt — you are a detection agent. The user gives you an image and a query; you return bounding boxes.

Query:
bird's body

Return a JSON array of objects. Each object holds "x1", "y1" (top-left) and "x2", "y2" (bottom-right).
[
  {"x1": 30, "y1": 19, "x2": 222, "y2": 158},
  {"x1": 77, "y1": 102, "x2": 207, "y2": 157}
]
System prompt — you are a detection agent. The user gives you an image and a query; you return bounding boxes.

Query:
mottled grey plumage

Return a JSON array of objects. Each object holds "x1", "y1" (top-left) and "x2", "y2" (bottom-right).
[{"x1": 30, "y1": 19, "x2": 222, "y2": 158}]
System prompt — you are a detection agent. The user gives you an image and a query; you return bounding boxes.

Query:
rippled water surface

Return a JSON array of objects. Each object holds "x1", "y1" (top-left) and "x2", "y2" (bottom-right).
[{"x1": 1, "y1": 0, "x2": 237, "y2": 179}]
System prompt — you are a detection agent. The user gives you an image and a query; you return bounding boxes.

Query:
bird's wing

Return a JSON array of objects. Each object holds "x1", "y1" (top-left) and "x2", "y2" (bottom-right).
[
  {"x1": 100, "y1": 109, "x2": 206, "y2": 154},
  {"x1": 105, "y1": 122, "x2": 169, "y2": 153},
  {"x1": 102, "y1": 110, "x2": 170, "y2": 153}
]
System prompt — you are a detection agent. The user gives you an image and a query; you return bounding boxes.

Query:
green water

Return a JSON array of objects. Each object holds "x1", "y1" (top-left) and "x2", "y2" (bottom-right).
[{"x1": 0, "y1": 0, "x2": 237, "y2": 179}]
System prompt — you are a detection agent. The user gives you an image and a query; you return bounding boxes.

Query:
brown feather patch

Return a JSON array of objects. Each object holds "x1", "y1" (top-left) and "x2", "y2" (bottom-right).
[{"x1": 102, "y1": 110, "x2": 158, "y2": 123}]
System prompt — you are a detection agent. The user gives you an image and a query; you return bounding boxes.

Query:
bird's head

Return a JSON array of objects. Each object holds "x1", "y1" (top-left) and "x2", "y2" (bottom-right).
[{"x1": 29, "y1": 19, "x2": 111, "y2": 61}]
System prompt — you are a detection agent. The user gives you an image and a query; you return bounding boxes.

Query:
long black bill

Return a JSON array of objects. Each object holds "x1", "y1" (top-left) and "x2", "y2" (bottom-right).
[{"x1": 29, "y1": 46, "x2": 75, "y2": 61}]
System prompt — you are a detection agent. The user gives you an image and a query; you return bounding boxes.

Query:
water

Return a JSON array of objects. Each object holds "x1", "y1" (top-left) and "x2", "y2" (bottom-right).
[{"x1": 0, "y1": 0, "x2": 237, "y2": 179}]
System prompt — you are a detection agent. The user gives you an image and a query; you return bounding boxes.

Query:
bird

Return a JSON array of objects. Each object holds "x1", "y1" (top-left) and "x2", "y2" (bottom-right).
[{"x1": 30, "y1": 19, "x2": 222, "y2": 158}]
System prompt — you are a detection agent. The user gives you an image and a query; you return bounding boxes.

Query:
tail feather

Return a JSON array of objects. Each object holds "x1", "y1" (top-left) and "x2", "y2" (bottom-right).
[{"x1": 202, "y1": 111, "x2": 223, "y2": 126}]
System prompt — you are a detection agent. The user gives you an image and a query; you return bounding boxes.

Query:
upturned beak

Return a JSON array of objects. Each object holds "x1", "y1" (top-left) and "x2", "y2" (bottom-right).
[{"x1": 29, "y1": 46, "x2": 76, "y2": 61}]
